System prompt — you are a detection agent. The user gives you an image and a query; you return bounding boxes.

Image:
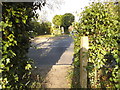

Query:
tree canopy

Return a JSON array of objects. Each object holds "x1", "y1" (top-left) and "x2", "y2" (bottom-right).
[
  {"x1": 52, "y1": 15, "x2": 62, "y2": 27},
  {"x1": 62, "y1": 13, "x2": 75, "y2": 30},
  {"x1": 52, "y1": 13, "x2": 75, "y2": 33}
]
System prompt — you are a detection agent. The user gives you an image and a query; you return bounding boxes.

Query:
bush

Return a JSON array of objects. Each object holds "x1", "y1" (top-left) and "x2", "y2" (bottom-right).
[
  {"x1": 51, "y1": 26, "x2": 62, "y2": 35},
  {"x1": 30, "y1": 21, "x2": 52, "y2": 36},
  {"x1": 0, "y1": 2, "x2": 45, "y2": 89},
  {"x1": 73, "y1": 2, "x2": 120, "y2": 88},
  {"x1": 40, "y1": 21, "x2": 51, "y2": 35}
]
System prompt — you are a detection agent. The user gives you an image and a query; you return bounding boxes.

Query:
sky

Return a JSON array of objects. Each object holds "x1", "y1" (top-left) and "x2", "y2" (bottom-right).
[{"x1": 36, "y1": 0, "x2": 105, "y2": 22}]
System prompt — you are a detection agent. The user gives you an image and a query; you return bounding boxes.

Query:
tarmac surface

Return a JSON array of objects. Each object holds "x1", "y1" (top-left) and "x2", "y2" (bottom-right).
[
  {"x1": 28, "y1": 35, "x2": 74, "y2": 88},
  {"x1": 28, "y1": 35, "x2": 74, "y2": 66}
]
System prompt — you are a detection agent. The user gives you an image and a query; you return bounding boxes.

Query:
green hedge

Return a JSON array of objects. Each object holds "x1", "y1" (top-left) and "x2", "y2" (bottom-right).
[
  {"x1": 73, "y1": 2, "x2": 120, "y2": 88},
  {"x1": 0, "y1": 2, "x2": 45, "y2": 89}
]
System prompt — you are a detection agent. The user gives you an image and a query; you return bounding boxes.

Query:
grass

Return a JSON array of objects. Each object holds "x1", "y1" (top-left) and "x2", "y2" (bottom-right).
[
  {"x1": 35, "y1": 34, "x2": 69, "y2": 38},
  {"x1": 36, "y1": 34, "x2": 56, "y2": 38}
]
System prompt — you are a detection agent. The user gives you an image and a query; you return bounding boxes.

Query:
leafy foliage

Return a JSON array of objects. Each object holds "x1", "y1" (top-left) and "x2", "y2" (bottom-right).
[
  {"x1": 52, "y1": 13, "x2": 75, "y2": 34},
  {"x1": 30, "y1": 21, "x2": 52, "y2": 36},
  {"x1": 39, "y1": 21, "x2": 52, "y2": 35},
  {"x1": 1, "y1": 2, "x2": 45, "y2": 89},
  {"x1": 51, "y1": 26, "x2": 62, "y2": 35},
  {"x1": 62, "y1": 13, "x2": 75, "y2": 32},
  {"x1": 52, "y1": 15, "x2": 62, "y2": 28},
  {"x1": 73, "y1": 2, "x2": 120, "y2": 88}
]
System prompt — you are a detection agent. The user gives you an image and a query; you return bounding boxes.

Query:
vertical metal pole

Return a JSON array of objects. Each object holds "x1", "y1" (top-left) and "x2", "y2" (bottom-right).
[{"x1": 80, "y1": 36, "x2": 89, "y2": 88}]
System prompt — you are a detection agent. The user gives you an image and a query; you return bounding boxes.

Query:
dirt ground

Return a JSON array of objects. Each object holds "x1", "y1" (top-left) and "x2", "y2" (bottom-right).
[{"x1": 32, "y1": 65, "x2": 73, "y2": 88}]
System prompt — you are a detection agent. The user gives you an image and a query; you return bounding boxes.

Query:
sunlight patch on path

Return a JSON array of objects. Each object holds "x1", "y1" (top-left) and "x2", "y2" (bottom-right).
[
  {"x1": 56, "y1": 42, "x2": 74, "y2": 65},
  {"x1": 36, "y1": 65, "x2": 72, "y2": 88}
]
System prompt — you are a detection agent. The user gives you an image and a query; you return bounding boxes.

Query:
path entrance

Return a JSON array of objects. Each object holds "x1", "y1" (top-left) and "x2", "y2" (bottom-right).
[{"x1": 28, "y1": 35, "x2": 74, "y2": 88}]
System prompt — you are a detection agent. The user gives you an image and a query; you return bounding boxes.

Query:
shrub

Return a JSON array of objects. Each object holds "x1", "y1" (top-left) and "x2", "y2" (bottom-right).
[
  {"x1": 1, "y1": 2, "x2": 45, "y2": 89},
  {"x1": 30, "y1": 21, "x2": 52, "y2": 36},
  {"x1": 73, "y1": 2, "x2": 120, "y2": 88}
]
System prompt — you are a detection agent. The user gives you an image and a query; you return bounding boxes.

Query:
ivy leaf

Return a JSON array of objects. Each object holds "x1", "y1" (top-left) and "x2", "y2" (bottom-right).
[
  {"x1": 6, "y1": 58, "x2": 10, "y2": 64},
  {"x1": 6, "y1": 67, "x2": 9, "y2": 71},
  {"x1": 115, "y1": 84, "x2": 120, "y2": 89},
  {"x1": 15, "y1": 18, "x2": 20, "y2": 23},
  {"x1": 25, "y1": 64, "x2": 32, "y2": 70},
  {"x1": 86, "y1": 32, "x2": 89, "y2": 35},
  {"x1": 0, "y1": 69, "x2": 3, "y2": 73},
  {"x1": 22, "y1": 19, "x2": 26, "y2": 24}
]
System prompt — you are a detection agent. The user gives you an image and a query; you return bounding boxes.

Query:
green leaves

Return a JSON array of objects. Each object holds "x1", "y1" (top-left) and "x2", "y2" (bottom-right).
[
  {"x1": 1, "y1": 2, "x2": 40, "y2": 89},
  {"x1": 52, "y1": 15, "x2": 63, "y2": 26},
  {"x1": 6, "y1": 58, "x2": 10, "y2": 64},
  {"x1": 62, "y1": 13, "x2": 75, "y2": 27},
  {"x1": 73, "y1": 1, "x2": 120, "y2": 88},
  {"x1": 22, "y1": 19, "x2": 26, "y2": 24},
  {"x1": 25, "y1": 64, "x2": 32, "y2": 70}
]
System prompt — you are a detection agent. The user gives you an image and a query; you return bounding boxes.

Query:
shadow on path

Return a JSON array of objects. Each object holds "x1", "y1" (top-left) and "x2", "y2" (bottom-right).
[
  {"x1": 71, "y1": 55, "x2": 80, "y2": 88},
  {"x1": 28, "y1": 36, "x2": 73, "y2": 88}
]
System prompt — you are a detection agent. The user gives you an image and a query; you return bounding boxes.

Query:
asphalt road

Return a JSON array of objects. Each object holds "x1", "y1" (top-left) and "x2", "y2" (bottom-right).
[{"x1": 28, "y1": 35, "x2": 74, "y2": 66}]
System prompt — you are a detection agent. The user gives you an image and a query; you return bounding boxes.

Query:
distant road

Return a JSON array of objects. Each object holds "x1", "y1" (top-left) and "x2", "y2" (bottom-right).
[{"x1": 28, "y1": 35, "x2": 74, "y2": 66}]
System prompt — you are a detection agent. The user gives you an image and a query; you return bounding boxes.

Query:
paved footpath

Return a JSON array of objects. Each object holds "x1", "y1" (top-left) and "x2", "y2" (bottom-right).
[
  {"x1": 28, "y1": 35, "x2": 74, "y2": 65},
  {"x1": 28, "y1": 35, "x2": 74, "y2": 88}
]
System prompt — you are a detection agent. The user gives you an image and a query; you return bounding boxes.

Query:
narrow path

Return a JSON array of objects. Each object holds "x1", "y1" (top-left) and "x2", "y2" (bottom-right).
[
  {"x1": 35, "y1": 65, "x2": 72, "y2": 88},
  {"x1": 28, "y1": 35, "x2": 74, "y2": 88}
]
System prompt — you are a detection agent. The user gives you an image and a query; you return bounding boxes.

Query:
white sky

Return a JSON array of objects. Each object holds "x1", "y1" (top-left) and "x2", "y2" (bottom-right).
[{"x1": 37, "y1": 0, "x2": 101, "y2": 22}]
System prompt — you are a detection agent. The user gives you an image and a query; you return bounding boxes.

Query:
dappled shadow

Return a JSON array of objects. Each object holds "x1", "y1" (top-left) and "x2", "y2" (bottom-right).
[
  {"x1": 31, "y1": 35, "x2": 69, "y2": 48},
  {"x1": 71, "y1": 65, "x2": 81, "y2": 88},
  {"x1": 71, "y1": 49, "x2": 81, "y2": 88},
  {"x1": 28, "y1": 35, "x2": 73, "y2": 88},
  {"x1": 28, "y1": 36, "x2": 73, "y2": 65},
  {"x1": 71, "y1": 47, "x2": 89, "y2": 88},
  {"x1": 98, "y1": 52, "x2": 117, "y2": 88}
]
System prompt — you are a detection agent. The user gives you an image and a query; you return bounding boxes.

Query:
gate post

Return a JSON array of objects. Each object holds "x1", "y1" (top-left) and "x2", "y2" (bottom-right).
[{"x1": 80, "y1": 36, "x2": 89, "y2": 88}]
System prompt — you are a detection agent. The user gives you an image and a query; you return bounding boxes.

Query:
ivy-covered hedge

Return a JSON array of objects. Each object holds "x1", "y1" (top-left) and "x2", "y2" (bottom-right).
[
  {"x1": 73, "y1": 2, "x2": 120, "y2": 88},
  {"x1": 0, "y1": 2, "x2": 45, "y2": 89}
]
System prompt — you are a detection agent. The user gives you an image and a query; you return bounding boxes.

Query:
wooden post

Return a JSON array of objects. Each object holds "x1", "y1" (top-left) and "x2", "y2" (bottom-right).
[{"x1": 80, "y1": 36, "x2": 89, "y2": 88}]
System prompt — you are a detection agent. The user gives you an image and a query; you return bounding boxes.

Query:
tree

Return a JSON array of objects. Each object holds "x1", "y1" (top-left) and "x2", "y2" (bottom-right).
[
  {"x1": 52, "y1": 15, "x2": 62, "y2": 29},
  {"x1": 38, "y1": 0, "x2": 65, "y2": 21},
  {"x1": 30, "y1": 21, "x2": 51, "y2": 36},
  {"x1": 62, "y1": 13, "x2": 75, "y2": 33},
  {"x1": 40, "y1": 21, "x2": 52, "y2": 35}
]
